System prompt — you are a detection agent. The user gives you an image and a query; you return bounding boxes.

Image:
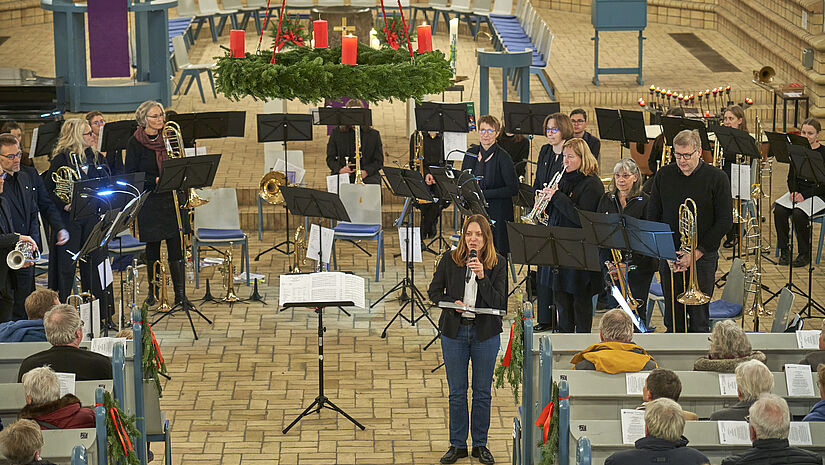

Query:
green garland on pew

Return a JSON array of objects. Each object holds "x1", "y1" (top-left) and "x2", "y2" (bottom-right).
[
  {"x1": 140, "y1": 303, "x2": 168, "y2": 398},
  {"x1": 103, "y1": 390, "x2": 140, "y2": 465},
  {"x1": 213, "y1": 45, "x2": 453, "y2": 104},
  {"x1": 494, "y1": 300, "x2": 524, "y2": 404},
  {"x1": 538, "y1": 381, "x2": 560, "y2": 465}
]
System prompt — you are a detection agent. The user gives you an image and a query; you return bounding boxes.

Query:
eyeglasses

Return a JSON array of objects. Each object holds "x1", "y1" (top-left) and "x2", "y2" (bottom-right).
[
  {"x1": 0, "y1": 151, "x2": 22, "y2": 160},
  {"x1": 744, "y1": 415, "x2": 750, "y2": 423},
  {"x1": 545, "y1": 127, "x2": 559, "y2": 134},
  {"x1": 673, "y1": 150, "x2": 697, "y2": 160},
  {"x1": 571, "y1": 119, "x2": 586, "y2": 124},
  {"x1": 479, "y1": 129, "x2": 496, "y2": 135},
  {"x1": 146, "y1": 114, "x2": 164, "y2": 120}
]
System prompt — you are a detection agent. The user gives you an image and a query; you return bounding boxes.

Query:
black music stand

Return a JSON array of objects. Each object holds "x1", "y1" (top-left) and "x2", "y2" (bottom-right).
[
  {"x1": 279, "y1": 186, "x2": 350, "y2": 271},
  {"x1": 151, "y1": 155, "x2": 221, "y2": 339},
  {"x1": 167, "y1": 111, "x2": 246, "y2": 143},
  {"x1": 415, "y1": 102, "x2": 470, "y2": 133},
  {"x1": 766, "y1": 131, "x2": 810, "y2": 160},
  {"x1": 29, "y1": 120, "x2": 63, "y2": 158},
  {"x1": 503, "y1": 102, "x2": 560, "y2": 135},
  {"x1": 254, "y1": 113, "x2": 314, "y2": 260},
  {"x1": 98, "y1": 121, "x2": 138, "y2": 153},
  {"x1": 661, "y1": 116, "x2": 712, "y2": 151},
  {"x1": 372, "y1": 166, "x2": 438, "y2": 338},
  {"x1": 507, "y1": 182, "x2": 537, "y2": 298},
  {"x1": 508, "y1": 222, "x2": 602, "y2": 272},
  {"x1": 71, "y1": 173, "x2": 146, "y2": 221},
  {"x1": 594, "y1": 108, "x2": 647, "y2": 158}
]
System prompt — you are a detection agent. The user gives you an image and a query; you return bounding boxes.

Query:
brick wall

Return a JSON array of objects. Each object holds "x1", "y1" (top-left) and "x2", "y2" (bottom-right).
[{"x1": 0, "y1": 0, "x2": 50, "y2": 29}]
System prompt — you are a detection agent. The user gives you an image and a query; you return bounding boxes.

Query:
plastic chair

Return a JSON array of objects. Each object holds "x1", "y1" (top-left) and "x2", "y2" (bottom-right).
[
  {"x1": 257, "y1": 148, "x2": 304, "y2": 240},
  {"x1": 172, "y1": 35, "x2": 216, "y2": 103},
  {"x1": 198, "y1": 0, "x2": 240, "y2": 39},
  {"x1": 646, "y1": 273, "x2": 665, "y2": 323},
  {"x1": 491, "y1": 0, "x2": 513, "y2": 15},
  {"x1": 770, "y1": 286, "x2": 796, "y2": 332},
  {"x1": 709, "y1": 258, "x2": 748, "y2": 327},
  {"x1": 192, "y1": 188, "x2": 250, "y2": 288},
  {"x1": 331, "y1": 184, "x2": 385, "y2": 282}
]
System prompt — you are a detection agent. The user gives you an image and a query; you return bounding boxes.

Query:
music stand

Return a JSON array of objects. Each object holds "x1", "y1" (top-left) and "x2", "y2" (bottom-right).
[
  {"x1": 71, "y1": 173, "x2": 146, "y2": 221},
  {"x1": 503, "y1": 102, "x2": 560, "y2": 135},
  {"x1": 168, "y1": 111, "x2": 246, "y2": 143},
  {"x1": 98, "y1": 120, "x2": 138, "y2": 153},
  {"x1": 507, "y1": 182, "x2": 537, "y2": 298},
  {"x1": 29, "y1": 120, "x2": 63, "y2": 158},
  {"x1": 661, "y1": 116, "x2": 712, "y2": 151},
  {"x1": 765, "y1": 131, "x2": 810, "y2": 162},
  {"x1": 594, "y1": 108, "x2": 647, "y2": 158},
  {"x1": 414, "y1": 102, "x2": 470, "y2": 133},
  {"x1": 151, "y1": 155, "x2": 221, "y2": 339},
  {"x1": 279, "y1": 186, "x2": 350, "y2": 269},
  {"x1": 372, "y1": 166, "x2": 438, "y2": 338}
]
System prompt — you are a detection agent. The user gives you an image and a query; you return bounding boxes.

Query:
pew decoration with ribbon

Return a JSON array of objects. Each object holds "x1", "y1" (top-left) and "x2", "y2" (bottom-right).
[
  {"x1": 138, "y1": 302, "x2": 168, "y2": 397},
  {"x1": 270, "y1": 14, "x2": 308, "y2": 50},
  {"x1": 102, "y1": 390, "x2": 140, "y2": 465},
  {"x1": 494, "y1": 295, "x2": 526, "y2": 403},
  {"x1": 536, "y1": 381, "x2": 564, "y2": 465}
]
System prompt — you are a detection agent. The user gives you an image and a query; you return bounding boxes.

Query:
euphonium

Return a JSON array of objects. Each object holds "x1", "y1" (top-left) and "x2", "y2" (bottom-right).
[
  {"x1": 259, "y1": 170, "x2": 287, "y2": 205},
  {"x1": 521, "y1": 171, "x2": 562, "y2": 225},
  {"x1": 677, "y1": 198, "x2": 711, "y2": 306},
  {"x1": 153, "y1": 260, "x2": 172, "y2": 313},
  {"x1": 292, "y1": 226, "x2": 307, "y2": 273},
  {"x1": 354, "y1": 125, "x2": 363, "y2": 185},
  {"x1": 606, "y1": 249, "x2": 641, "y2": 311},
  {"x1": 52, "y1": 164, "x2": 80, "y2": 204},
  {"x1": 222, "y1": 247, "x2": 240, "y2": 302},
  {"x1": 6, "y1": 240, "x2": 40, "y2": 270}
]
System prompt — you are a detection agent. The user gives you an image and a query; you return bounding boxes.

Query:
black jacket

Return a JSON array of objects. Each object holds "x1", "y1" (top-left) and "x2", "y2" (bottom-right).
[
  {"x1": 605, "y1": 435, "x2": 709, "y2": 465},
  {"x1": 582, "y1": 131, "x2": 601, "y2": 160},
  {"x1": 463, "y1": 144, "x2": 519, "y2": 253},
  {"x1": 533, "y1": 144, "x2": 565, "y2": 192},
  {"x1": 124, "y1": 136, "x2": 190, "y2": 243},
  {"x1": 326, "y1": 126, "x2": 384, "y2": 179},
  {"x1": 4, "y1": 167, "x2": 64, "y2": 251},
  {"x1": 44, "y1": 148, "x2": 111, "y2": 230},
  {"x1": 596, "y1": 191, "x2": 658, "y2": 273},
  {"x1": 428, "y1": 252, "x2": 507, "y2": 342},
  {"x1": 497, "y1": 133, "x2": 529, "y2": 178},
  {"x1": 721, "y1": 438, "x2": 823, "y2": 465},
  {"x1": 709, "y1": 400, "x2": 753, "y2": 421},
  {"x1": 788, "y1": 145, "x2": 825, "y2": 200},
  {"x1": 0, "y1": 197, "x2": 20, "y2": 302},
  {"x1": 18, "y1": 345, "x2": 113, "y2": 382},
  {"x1": 799, "y1": 350, "x2": 825, "y2": 369}
]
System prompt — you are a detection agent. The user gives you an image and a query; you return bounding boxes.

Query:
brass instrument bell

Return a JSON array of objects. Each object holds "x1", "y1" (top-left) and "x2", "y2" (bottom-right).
[
  {"x1": 677, "y1": 198, "x2": 711, "y2": 306},
  {"x1": 259, "y1": 170, "x2": 287, "y2": 205},
  {"x1": 52, "y1": 165, "x2": 80, "y2": 204}
]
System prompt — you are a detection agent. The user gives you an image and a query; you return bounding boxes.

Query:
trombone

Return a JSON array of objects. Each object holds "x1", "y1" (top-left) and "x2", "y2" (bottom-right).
[
  {"x1": 605, "y1": 249, "x2": 641, "y2": 311},
  {"x1": 669, "y1": 198, "x2": 711, "y2": 332}
]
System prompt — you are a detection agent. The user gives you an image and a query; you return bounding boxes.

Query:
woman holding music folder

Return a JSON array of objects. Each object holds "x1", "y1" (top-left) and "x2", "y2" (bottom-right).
[
  {"x1": 774, "y1": 118, "x2": 825, "y2": 268},
  {"x1": 428, "y1": 214, "x2": 506, "y2": 465}
]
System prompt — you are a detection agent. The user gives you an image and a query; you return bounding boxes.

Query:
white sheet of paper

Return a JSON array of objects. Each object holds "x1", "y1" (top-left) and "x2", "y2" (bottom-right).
[
  {"x1": 717, "y1": 421, "x2": 751, "y2": 445},
  {"x1": 91, "y1": 337, "x2": 128, "y2": 357},
  {"x1": 183, "y1": 147, "x2": 207, "y2": 157},
  {"x1": 398, "y1": 227, "x2": 422, "y2": 263},
  {"x1": 785, "y1": 363, "x2": 816, "y2": 397},
  {"x1": 91, "y1": 299, "x2": 100, "y2": 339},
  {"x1": 274, "y1": 158, "x2": 306, "y2": 184},
  {"x1": 278, "y1": 274, "x2": 312, "y2": 307},
  {"x1": 444, "y1": 132, "x2": 468, "y2": 161},
  {"x1": 776, "y1": 192, "x2": 825, "y2": 216},
  {"x1": 341, "y1": 273, "x2": 366, "y2": 308},
  {"x1": 796, "y1": 330, "x2": 820, "y2": 349},
  {"x1": 789, "y1": 422, "x2": 814, "y2": 446},
  {"x1": 98, "y1": 258, "x2": 113, "y2": 290},
  {"x1": 326, "y1": 173, "x2": 350, "y2": 194},
  {"x1": 80, "y1": 302, "x2": 93, "y2": 343},
  {"x1": 730, "y1": 163, "x2": 751, "y2": 200},
  {"x1": 719, "y1": 373, "x2": 739, "y2": 396},
  {"x1": 30, "y1": 127, "x2": 39, "y2": 155},
  {"x1": 279, "y1": 272, "x2": 366, "y2": 308},
  {"x1": 620, "y1": 409, "x2": 646, "y2": 444},
  {"x1": 56, "y1": 372, "x2": 76, "y2": 397},
  {"x1": 625, "y1": 372, "x2": 649, "y2": 395},
  {"x1": 307, "y1": 224, "x2": 334, "y2": 264}
]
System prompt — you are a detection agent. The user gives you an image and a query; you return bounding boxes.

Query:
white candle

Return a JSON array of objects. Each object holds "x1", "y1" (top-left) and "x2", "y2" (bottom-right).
[
  {"x1": 449, "y1": 18, "x2": 458, "y2": 77},
  {"x1": 369, "y1": 28, "x2": 379, "y2": 49}
]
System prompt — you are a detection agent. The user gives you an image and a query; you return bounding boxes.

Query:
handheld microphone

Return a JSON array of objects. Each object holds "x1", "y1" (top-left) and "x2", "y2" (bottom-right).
[{"x1": 465, "y1": 249, "x2": 477, "y2": 283}]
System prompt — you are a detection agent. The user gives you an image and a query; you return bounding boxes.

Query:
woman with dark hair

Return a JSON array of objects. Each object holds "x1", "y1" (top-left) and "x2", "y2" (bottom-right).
[
  {"x1": 325, "y1": 100, "x2": 384, "y2": 184},
  {"x1": 462, "y1": 115, "x2": 519, "y2": 255},
  {"x1": 597, "y1": 159, "x2": 657, "y2": 326},
  {"x1": 721, "y1": 104, "x2": 750, "y2": 249},
  {"x1": 545, "y1": 138, "x2": 604, "y2": 332},
  {"x1": 428, "y1": 214, "x2": 506, "y2": 465}
]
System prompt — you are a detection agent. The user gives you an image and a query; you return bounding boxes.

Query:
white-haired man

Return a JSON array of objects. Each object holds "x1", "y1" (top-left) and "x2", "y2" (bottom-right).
[
  {"x1": 17, "y1": 304, "x2": 111, "y2": 381},
  {"x1": 570, "y1": 309, "x2": 657, "y2": 373},
  {"x1": 709, "y1": 359, "x2": 773, "y2": 421},
  {"x1": 722, "y1": 394, "x2": 822, "y2": 464},
  {"x1": 606, "y1": 398, "x2": 709, "y2": 465},
  {"x1": 18, "y1": 366, "x2": 94, "y2": 429}
]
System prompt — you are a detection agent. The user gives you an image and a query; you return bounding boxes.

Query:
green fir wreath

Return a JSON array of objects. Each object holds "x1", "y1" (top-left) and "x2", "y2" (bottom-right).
[
  {"x1": 376, "y1": 13, "x2": 414, "y2": 49},
  {"x1": 494, "y1": 301, "x2": 524, "y2": 404},
  {"x1": 270, "y1": 14, "x2": 309, "y2": 50},
  {"x1": 139, "y1": 302, "x2": 168, "y2": 397}
]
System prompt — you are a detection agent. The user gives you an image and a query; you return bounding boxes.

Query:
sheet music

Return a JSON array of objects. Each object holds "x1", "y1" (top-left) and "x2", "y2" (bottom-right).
[
  {"x1": 719, "y1": 373, "x2": 738, "y2": 396},
  {"x1": 730, "y1": 163, "x2": 751, "y2": 200},
  {"x1": 775, "y1": 192, "x2": 825, "y2": 216},
  {"x1": 398, "y1": 227, "x2": 422, "y2": 262},
  {"x1": 789, "y1": 422, "x2": 813, "y2": 446},
  {"x1": 444, "y1": 132, "x2": 468, "y2": 161},
  {"x1": 326, "y1": 173, "x2": 350, "y2": 194},
  {"x1": 98, "y1": 258, "x2": 113, "y2": 290},
  {"x1": 620, "y1": 409, "x2": 645, "y2": 444},
  {"x1": 717, "y1": 421, "x2": 750, "y2": 444},
  {"x1": 274, "y1": 158, "x2": 306, "y2": 184},
  {"x1": 307, "y1": 224, "x2": 334, "y2": 264},
  {"x1": 340, "y1": 274, "x2": 366, "y2": 309},
  {"x1": 785, "y1": 364, "x2": 816, "y2": 397},
  {"x1": 278, "y1": 274, "x2": 312, "y2": 305},
  {"x1": 91, "y1": 337, "x2": 128, "y2": 357},
  {"x1": 796, "y1": 329, "x2": 820, "y2": 349},
  {"x1": 183, "y1": 146, "x2": 208, "y2": 157},
  {"x1": 625, "y1": 372, "x2": 649, "y2": 395},
  {"x1": 30, "y1": 127, "x2": 38, "y2": 155},
  {"x1": 279, "y1": 272, "x2": 365, "y2": 308},
  {"x1": 56, "y1": 372, "x2": 76, "y2": 397}
]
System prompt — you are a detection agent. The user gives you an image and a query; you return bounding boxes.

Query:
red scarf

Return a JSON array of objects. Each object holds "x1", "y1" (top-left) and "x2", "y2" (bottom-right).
[{"x1": 133, "y1": 126, "x2": 167, "y2": 172}]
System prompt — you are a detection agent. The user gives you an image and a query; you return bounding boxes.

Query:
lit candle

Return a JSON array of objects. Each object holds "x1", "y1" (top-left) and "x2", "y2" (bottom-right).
[
  {"x1": 369, "y1": 28, "x2": 380, "y2": 49},
  {"x1": 341, "y1": 35, "x2": 357, "y2": 65},
  {"x1": 416, "y1": 23, "x2": 432, "y2": 53},
  {"x1": 313, "y1": 20, "x2": 328, "y2": 48},
  {"x1": 230, "y1": 29, "x2": 245, "y2": 58}
]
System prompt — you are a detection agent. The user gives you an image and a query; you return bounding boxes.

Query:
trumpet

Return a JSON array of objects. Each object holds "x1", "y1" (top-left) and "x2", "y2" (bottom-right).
[
  {"x1": 605, "y1": 249, "x2": 641, "y2": 311},
  {"x1": 153, "y1": 259, "x2": 172, "y2": 313},
  {"x1": 221, "y1": 246, "x2": 240, "y2": 302},
  {"x1": 521, "y1": 170, "x2": 562, "y2": 225},
  {"x1": 6, "y1": 240, "x2": 39, "y2": 270}
]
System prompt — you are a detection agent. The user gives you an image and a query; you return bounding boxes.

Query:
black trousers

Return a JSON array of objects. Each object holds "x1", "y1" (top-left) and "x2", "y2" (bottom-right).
[
  {"x1": 51, "y1": 219, "x2": 99, "y2": 302},
  {"x1": 658, "y1": 252, "x2": 717, "y2": 333},
  {"x1": 11, "y1": 267, "x2": 34, "y2": 320},
  {"x1": 536, "y1": 266, "x2": 554, "y2": 325},
  {"x1": 418, "y1": 202, "x2": 445, "y2": 238},
  {"x1": 774, "y1": 203, "x2": 811, "y2": 255},
  {"x1": 146, "y1": 234, "x2": 184, "y2": 264},
  {"x1": 555, "y1": 289, "x2": 593, "y2": 333}
]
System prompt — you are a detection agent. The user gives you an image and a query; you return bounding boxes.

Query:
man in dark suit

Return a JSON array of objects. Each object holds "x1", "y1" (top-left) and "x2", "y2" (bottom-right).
[
  {"x1": 0, "y1": 134, "x2": 68, "y2": 321},
  {"x1": 0, "y1": 171, "x2": 38, "y2": 323},
  {"x1": 17, "y1": 304, "x2": 112, "y2": 381}
]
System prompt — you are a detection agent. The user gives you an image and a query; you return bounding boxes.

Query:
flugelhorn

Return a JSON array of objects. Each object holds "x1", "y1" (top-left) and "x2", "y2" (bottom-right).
[
  {"x1": 521, "y1": 171, "x2": 562, "y2": 225},
  {"x1": 6, "y1": 240, "x2": 39, "y2": 270}
]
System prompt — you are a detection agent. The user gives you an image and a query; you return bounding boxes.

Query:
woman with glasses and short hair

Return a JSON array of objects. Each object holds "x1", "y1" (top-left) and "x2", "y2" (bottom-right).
[
  {"x1": 85, "y1": 111, "x2": 124, "y2": 176},
  {"x1": 461, "y1": 115, "x2": 519, "y2": 255}
]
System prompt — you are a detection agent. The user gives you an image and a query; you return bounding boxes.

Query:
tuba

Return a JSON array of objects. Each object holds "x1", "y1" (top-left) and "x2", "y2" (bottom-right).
[
  {"x1": 521, "y1": 171, "x2": 562, "y2": 225},
  {"x1": 259, "y1": 170, "x2": 287, "y2": 205},
  {"x1": 677, "y1": 198, "x2": 711, "y2": 306},
  {"x1": 6, "y1": 240, "x2": 40, "y2": 270}
]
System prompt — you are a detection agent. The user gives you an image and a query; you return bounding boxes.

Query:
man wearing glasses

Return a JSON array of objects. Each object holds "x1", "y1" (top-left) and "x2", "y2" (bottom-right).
[
  {"x1": 0, "y1": 170, "x2": 38, "y2": 323},
  {"x1": 569, "y1": 109, "x2": 601, "y2": 160},
  {"x1": 0, "y1": 134, "x2": 68, "y2": 321},
  {"x1": 647, "y1": 129, "x2": 732, "y2": 333}
]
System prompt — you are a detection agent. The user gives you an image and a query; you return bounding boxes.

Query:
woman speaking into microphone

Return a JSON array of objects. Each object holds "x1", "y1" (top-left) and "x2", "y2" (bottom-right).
[{"x1": 428, "y1": 214, "x2": 506, "y2": 465}]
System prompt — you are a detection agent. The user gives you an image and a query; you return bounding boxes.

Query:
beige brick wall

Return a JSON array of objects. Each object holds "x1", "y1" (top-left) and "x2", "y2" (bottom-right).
[{"x1": 0, "y1": 0, "x2": 49, "y2": 29}]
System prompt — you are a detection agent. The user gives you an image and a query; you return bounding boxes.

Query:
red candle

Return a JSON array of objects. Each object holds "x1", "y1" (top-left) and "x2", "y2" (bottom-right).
[
  {"x1": 313, "y1": 20, "x2": 328, "y2": 48},
  {"x1": 230, "y1": 29, "x2": 244, "y2": 58},
  {"x1": 341, "y1": 35, "x2": 357, "y2": 65},
  {"x1": 416, "y1": 25, "x2": 432, "y2": 53}
]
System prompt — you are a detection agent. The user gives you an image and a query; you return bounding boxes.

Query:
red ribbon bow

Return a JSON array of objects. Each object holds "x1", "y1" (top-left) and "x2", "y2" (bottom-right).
[
  {"x1": 535, "y1": 396, "x2": 570, "y2": 443},
  {"x1": 110, "y1": 407, "x2": 133, "y2": 455},
  {"x1": 134, "y1": 320, "x2": 164, "y2": 370},
  {"x1": 502, "y1": 316, "x2": 531, "y2": 367},
  {"x1": 275, "y1": 31, "x2": 305, "y2": 50}
]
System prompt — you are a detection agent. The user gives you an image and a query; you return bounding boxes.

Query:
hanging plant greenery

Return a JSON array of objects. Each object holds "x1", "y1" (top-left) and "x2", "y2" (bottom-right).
[
  {"x1": 376, "y1": 13, "x2": 414, "y2": 50},
  {"x1": 494, "y1": 301, "x2": 524, "y2": 404},
  {"x1": 538, "y1": 381, "x2": 561, "y2": 465},
  {"x1": 269, "y1": 14, "x2": 309, "y2": 50},
  {"x1": 103, "y1": 390, "x2": 140, "y2": 465},
  {"x1": 139, "y1": 302, "x2": 168, "y2": 397},
  {"x1": 214, "y1": 44, "x2": 453, "y2": 104}
]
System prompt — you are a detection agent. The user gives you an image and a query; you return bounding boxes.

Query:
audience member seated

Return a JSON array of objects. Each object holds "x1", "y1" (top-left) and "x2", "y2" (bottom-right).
[
  {"x1": 0, "y1": 419, "x2": 57, "y2": 465},
  {"x1": 18, "y1": 366, "x2": 94, "y2": 429},
  {"x1": 804, "y1": 364, "x2": 825, "y2": 421},
  {"x1": 721, "y1": 393, "x2": 822, "y2": 465},
  {"x1": 637, "y1": 368, "x2": 698, "y2": 421},
  {"x1": 0, "y1": 289, "x2": 59, "y2": 343},
  {"x1": 799, "y1": 320, "x2": 825, "y2": 370},
  {"x1": 710, "y1": 359, "x2": 773, "y2": 421},
  {"x1": 17, "y1": 305, "x2": 112, "y2": 382},
  {"x1": 605, "y1": 398, "x2": 710, "y2": 465},
  {"x1": 570, "y1": 309, "x2": 657, "y2": 373},
  {"x1": 694, "y1": 319, "x2": 766, "y2": 373}
]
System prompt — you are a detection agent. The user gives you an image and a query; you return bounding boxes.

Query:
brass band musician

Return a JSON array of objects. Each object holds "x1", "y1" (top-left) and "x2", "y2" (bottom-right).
[
  {"x1": 721, "y1": 104, "x2": 749, "y2": 249},
  {"x1": 409, "y1": 130, "x2": 447, "y2": 239},
  {"x1": 325, "y1": 100, "x2": 384, "y2": 185}
]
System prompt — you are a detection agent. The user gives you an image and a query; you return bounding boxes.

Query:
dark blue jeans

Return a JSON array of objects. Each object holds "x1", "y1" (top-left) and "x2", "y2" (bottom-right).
[{"x1": 441, "y1": 324, "x2": 500, "y2": 449}]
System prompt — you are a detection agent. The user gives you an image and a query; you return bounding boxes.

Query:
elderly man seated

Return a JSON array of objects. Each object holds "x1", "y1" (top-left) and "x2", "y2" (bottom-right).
[
  {"x1": 606, "y1": 398, "x2": 710, "y2": 465},
  {"x1": 17, "y1": 366, "x2": 95, "y2": 429},
  {"x1": 637, "y1": 368, "x2": 698, "y2": 421},
  {"x1": 710, "y1": 359, "x2": 773, "y2": 421},
  {"x1": 17, "y1": 304, "x2": 112, "y2": 382},
  {"x1": 722, "y1": 394, "x2": 822, "y2": 464},
  {"x1": 570, "y1": 309, "x2": 657, "y2": 373},
  {"x1": 0, "y1": 419, "x2": 57, "y2": 465},
  {"x1": 0, "y1": 289, "x2": 59, "y2": 343},
  {"x1": 694, "y1": 319, "x2": 766, "y2": 372},
  {"x1": 799, "y1": 320, "x2": 825, "y2": 370},
  {"x1": 804, "y1": 364, "x2": 825, "y2": 421}
]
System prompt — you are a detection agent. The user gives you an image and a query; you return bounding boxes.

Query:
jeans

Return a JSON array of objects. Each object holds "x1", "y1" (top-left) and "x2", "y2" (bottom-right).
[
  {"x1": 441, "y1": 324, "x2": 500, "y2": 449},
  {"x1": 659, "y1": 252, "x2": 717, "y2": 333}
]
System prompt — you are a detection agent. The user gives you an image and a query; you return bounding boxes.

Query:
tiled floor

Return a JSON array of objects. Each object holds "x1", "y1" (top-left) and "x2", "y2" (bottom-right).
[{"x1": 5, "y1": 8, "x2": 825, "y2": 464}]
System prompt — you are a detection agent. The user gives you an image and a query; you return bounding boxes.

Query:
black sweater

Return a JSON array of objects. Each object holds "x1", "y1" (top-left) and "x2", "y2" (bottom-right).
[{"x1": 647, "y1": 160, "x2": 732, "y2": 255}]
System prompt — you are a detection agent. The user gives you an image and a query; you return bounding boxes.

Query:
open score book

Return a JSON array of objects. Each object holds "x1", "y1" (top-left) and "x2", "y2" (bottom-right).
[{"x1": 279, "y1": 272, "x2": 366, "y2": 308}]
